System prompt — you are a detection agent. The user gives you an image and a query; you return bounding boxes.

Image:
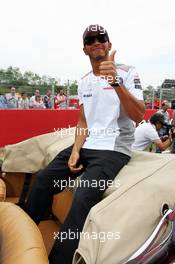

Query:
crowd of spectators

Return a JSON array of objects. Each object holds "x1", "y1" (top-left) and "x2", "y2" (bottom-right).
[
  {"x1": 1, "y1": 87, "x2": 175, "y2": 111},
  {"x1": 0, "y1": 87, "x2": 70, "y2": 109},
  {"x1": 145, "y1": 97, "x2": 175, "y2": 110}
]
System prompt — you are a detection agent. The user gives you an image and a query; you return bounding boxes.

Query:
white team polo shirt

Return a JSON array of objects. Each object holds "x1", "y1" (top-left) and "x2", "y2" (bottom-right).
[
  {"x1": 132, "y1": 122, "x2": 160, "y2": 151},
  {"x1": 78, "y1": 64, "x2": 143, "y2": 156}
]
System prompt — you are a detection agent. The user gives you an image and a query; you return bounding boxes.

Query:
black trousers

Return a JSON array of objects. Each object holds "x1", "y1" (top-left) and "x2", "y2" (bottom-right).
[{"x1": 25, "y1": 146, "x2": 130, "y2": 264}]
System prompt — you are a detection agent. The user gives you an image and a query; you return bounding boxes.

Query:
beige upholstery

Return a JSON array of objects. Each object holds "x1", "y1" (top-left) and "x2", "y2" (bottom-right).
[
  {"x1": 1, "y1": 131, "x2": 76, "y2": 224},
  {"x1": 0, "y1": 167, "x2": 67, "y2": 256},
  {"x1": 2, "y1": 131, "x2": 75, "y2": 173},
  {"x1": 0, "y1": 202, "x2": 48, "y2": 264},
  {"x1": 38, "y1": 220, "x2": 59, "y2": 255},
  {"x1": 52, "y1": 189, "x2": 74, "y2": 224},
  {"x1": 0, "y1": 171, "x2": 36, "y2": 205},
  {"x1": 2, "y1": 172, "x2": 27, "y2": 198},
  {"x1": 73, "y1": 151, "x2": 175, "y2": 264},
  {"x1": 3, "y1": 132, "x2": 175, "y2": 263},
  {"x1": 0, "y1": 179, "x2": 6, "y2": 201}
]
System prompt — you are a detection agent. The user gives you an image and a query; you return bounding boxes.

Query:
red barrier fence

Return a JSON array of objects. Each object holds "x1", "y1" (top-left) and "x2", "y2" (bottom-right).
[
  {"x1": 0, "y1": 109, "x2": 174, "y2": 147},
  {"x1": 0, "y1": 110, "x2": 79, "y2": 147},
  {"x1": 144, "y1": 109, "x2": 173, "y2": 121}
]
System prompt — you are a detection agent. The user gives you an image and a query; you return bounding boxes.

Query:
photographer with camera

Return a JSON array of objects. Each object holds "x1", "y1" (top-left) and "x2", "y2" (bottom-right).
[
  {"x1": 132, "y1": 113, "x2": 173, "y2": 152},
  {"x1": 171, "y1": 111, "x2": 175, "y2": 153},
  {"x1": 156, "y1": 101, "x2": 171, "y2": 152}
]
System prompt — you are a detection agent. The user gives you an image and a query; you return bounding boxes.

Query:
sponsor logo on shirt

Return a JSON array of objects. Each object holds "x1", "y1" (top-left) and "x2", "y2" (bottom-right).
[
  {"x1": 134, "y1": 78, "x2": 142, "y2": 89},
  {"x1": 103, "y1": 86, "x2": 113, "y2": 90},
  {"x1": 83, "y1": 93, "x2": 92, "y2": 98},
  {"x1": 134, "y1": 78, "x2": 141, "y2": 84},
  {"x1": 135, "y1": 85, "x2": 142, "y2": 90}
]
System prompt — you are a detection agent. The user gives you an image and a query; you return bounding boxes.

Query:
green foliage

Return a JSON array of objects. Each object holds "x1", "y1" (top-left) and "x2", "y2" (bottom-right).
[
  {"x1": 70, "y1": 82, "x2": 78, "y2": 95},
  {"x1": 0, "y1": 66, "x2": 78, "y2": 96},
  {"x1": 143, "y1": 85, "x2": 174, "y2": 102}
]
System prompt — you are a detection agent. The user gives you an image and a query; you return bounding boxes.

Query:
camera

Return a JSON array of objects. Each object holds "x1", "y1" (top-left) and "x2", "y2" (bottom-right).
[{"x1": 163, "y1": 124, "x2": 175, "y2": 138}]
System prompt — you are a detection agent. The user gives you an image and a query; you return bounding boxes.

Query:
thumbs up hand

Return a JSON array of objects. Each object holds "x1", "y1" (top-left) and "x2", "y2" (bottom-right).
[
  {"x1": 99, "y1": 50, "x2": 117, "y2": 85},
  {"x1": 108, "y1": 50, "x2": 116, "y2": 61}
]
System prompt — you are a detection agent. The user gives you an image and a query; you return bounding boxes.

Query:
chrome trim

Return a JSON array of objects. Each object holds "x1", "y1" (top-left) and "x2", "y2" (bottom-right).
[{"x1": 123, "y1": 208, "x2": 175, "y2": 264}]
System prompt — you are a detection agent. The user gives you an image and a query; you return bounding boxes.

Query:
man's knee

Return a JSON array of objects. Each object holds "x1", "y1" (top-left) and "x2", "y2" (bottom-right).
[
  {"x1": 57, "y1": 145, "x2": 73, "y2": 159},
  {"x1": 72, "y1": 186, "x2": 102, "y2": 213},
  {"x1": 35, "y1": 169, "x2": 51, "y2": 189}
]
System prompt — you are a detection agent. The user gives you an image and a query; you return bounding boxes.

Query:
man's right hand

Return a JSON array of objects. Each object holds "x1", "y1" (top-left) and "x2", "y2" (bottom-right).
[{"x1": 68, "y1": 150, "x2": 83, "y2": 173}]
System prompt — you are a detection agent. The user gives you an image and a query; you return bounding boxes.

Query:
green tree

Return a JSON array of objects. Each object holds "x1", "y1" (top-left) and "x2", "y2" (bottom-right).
[{"x1": 70, "y1": 81, "x2": 78, "y2": 95}]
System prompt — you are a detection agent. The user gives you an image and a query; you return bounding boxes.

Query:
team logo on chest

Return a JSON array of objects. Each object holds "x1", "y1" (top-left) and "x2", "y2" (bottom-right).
[
  {"x1": 83, "y1": 83, "x2": 93, "y2": 98},
  {"x1": 83, "y1": 93, "x2": 92, "y2": 98}
]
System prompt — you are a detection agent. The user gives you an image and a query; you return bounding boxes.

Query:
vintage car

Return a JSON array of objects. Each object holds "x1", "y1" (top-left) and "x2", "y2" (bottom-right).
[{"x1": 0, "y1": 130, "x2": 175, "y2": 264}]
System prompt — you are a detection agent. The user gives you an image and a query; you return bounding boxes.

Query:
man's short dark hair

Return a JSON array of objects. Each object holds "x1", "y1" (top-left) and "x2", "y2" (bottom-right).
[
  {"x1": 83, "y1": 24, "x2": 110, "y2": 45},
  {"x1": 150, "y1": 113, "x2": 165, "y2": 125}
]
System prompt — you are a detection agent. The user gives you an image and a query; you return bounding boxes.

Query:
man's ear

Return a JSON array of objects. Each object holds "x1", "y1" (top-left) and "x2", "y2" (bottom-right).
[
  {"x1": 108, "y1": 42, "x2": 112, "y2": 51},
  {"x1": 83, "y1": 47, "x2": 88, "y2": 55}
]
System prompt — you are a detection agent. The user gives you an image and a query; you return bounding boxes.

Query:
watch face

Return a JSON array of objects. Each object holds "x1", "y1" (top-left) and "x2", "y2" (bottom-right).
[
  {"x1": 110, "y1": 75, "x2": 123, "y2": 87},
  {"x1": 111, "y1": 82, "x2": 120, "y2": 88},
  {"x1": 119, "y1": 77, "x2": 123, "y2": 85}
]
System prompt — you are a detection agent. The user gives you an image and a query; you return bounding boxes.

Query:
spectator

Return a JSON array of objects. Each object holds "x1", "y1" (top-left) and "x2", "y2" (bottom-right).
[
  {"x1": 5, "y1": 87, "x2": 18, "y2": 108},
  {"x1": 29, "y1": 89, "x2": 41, "y2": 108},
  {"x1": 171, "y1": 98, "x2": 175, "y2": 109},
  {"x1": 32, "y1": 95, "x2": 46, "y2": 109},
  {"x1": 171, "y1": 111, "x2": 175, "y2": 153},
  {"x1": 144, "y1": 99, "x2": 151, "y2": 109},
  {"x1": 172, "y1": 110, "x2": 175, "y2": 126},
  {"x1": 156, "y1": 100, "x2": 171, "y2": 152},
  {"x1": 154, "y1": 97, "x2": 160, "y2": 109},
  {"x1": 0, "y1": 93, "x2": 8, "y2": 109},
  {"x1": 157, "y1": 100, "x2": 170, "y2": 125},
  {"x1": 43, "y1": 89, "x2": 52, "y2": 109},
  {"x1": 54, "y1": 89, "x2": 67, "y2": 109},
  {"x1": 132, "y1": 113, "x2": 172, "y2": 152},
  {"x1": 18, "y1": 92, "x2": 29, "y2": 109}
]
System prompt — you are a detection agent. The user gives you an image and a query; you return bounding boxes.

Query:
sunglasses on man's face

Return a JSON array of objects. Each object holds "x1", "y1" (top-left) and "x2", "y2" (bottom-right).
[{"x1": 84, "y1": 34, "x2": 109, "y2": 46}]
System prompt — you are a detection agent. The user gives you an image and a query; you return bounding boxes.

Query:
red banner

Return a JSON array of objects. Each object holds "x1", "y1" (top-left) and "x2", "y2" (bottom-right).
[
  {"x1": 0, "y1": 109, "x2": 79, "y2": 147},
  {"x1": 0, "y1": 109, "x2": 173, "y2": 147}
]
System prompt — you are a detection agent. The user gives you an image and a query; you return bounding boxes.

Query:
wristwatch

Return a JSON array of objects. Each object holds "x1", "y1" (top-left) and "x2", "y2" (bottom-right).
[{"x1": 110, "y1": 74, "x2": 122, "y2": 88}]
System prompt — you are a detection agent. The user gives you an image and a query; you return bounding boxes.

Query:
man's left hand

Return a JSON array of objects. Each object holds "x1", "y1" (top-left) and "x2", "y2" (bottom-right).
[{"x1": 99, "y1": 50, "x2": 117, "y2": 85}]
